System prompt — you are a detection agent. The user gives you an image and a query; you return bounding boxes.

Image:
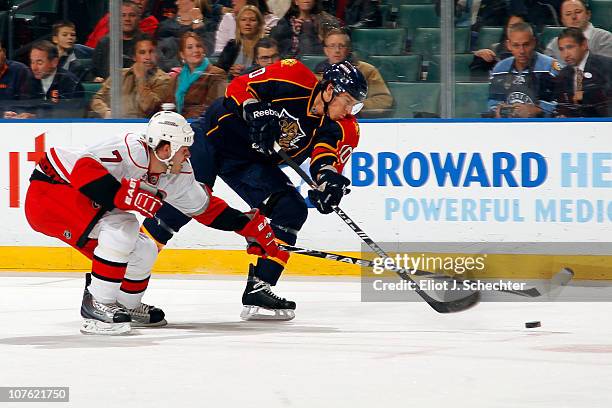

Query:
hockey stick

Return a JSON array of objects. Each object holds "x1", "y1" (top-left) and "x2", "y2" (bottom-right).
[
  {"x1": 274, "y1": 145, "x2": 480, "y2": 313},
  {"x1": 279, "y1": 243, "x2": 574, "y2": 298}
]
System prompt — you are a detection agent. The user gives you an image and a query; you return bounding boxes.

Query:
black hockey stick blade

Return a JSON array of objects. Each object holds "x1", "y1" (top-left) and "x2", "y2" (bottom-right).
[{"x1": 409, "y1": 277, "x2": 481, "y2": 313}]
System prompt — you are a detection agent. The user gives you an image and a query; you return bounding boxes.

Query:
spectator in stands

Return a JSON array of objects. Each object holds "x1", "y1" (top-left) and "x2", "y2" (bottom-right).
[
  {"x1": 156, "y1": 0, "x2": 219, "y2": 71},
  {"x1": 51, "y1": 21, "x2": 94, "y2": 82},
  {"x1": 86, "y1": 0, "x2": 159, "y2": 48},
  {"x1": 470, "y1": 14, "x2": 527, "y2": 80},
  {"x1": 472, "y1": 0, "x2": 510, "y2": 30},
  {"x1": 553, "y1": 28, "x2": 611, "y2": 117},
  {"x1": 507, "y1": 0, "x2": 561, "y2": 29},
  {"x1": 326, "y1": 0, "x2": 382, "y2": 29},
  {"x1": 254, "y1": 37, "x2": 281, "y2": 67},
  {"x1": 4, "y1": 41, "x2": 85, "y2": 119},
  {"x1": 214, "y1": 0, "x2": 279, "y2": 55},
  {"x1": 0, "y1": 40, "x2": 32, "y2": 116},
  {"x1": 271, "y1": 0, "x2": 339, "y2": 58},
  {"x1": 91, "y1": 1, "x2": 143, "y2": 81},
  {"x1": 314, "y1": 28, "x2": 392, "y2": 117},
  {"x1": 545, "y1": 0, "x2": 612, "y2": 59},
  {"x1": 216, "y1": 5, "x2": 265, "y2": 79},
  {"x1": 91, "y1": 34, "x2": 170, "y2": 118},
  {"x1": 241, "y1": 37, "x2": 281, "y2": 73},
  {"x1": 267, "y1": 0, "x2": 292, "y2": 19},
  {"x1": 165, "y1": 32, "x2": 226, "y2": 118},
  {"x1": 488, "y1": 22, "x2": 561, "y2": 117}
]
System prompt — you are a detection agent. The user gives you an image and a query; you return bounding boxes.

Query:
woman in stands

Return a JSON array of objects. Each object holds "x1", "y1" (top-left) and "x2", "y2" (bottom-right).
[
  {"x1": 166, "y1": 32, "x2": 226, "y2": 118},
  {"x1": 271, "y1": 0, "x2": 339, "y2": 58},
  {"x1": 216, "y1": 5, "x2": 265, "y2": 79},
  {"x1": 156, "y1": 0, "x2": 220, "y2": 70}
]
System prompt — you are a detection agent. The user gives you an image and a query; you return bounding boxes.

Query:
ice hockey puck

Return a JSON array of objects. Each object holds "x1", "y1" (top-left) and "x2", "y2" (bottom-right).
[{"x1": 525, "y1": 321, "x2": 541, "y2": 328}]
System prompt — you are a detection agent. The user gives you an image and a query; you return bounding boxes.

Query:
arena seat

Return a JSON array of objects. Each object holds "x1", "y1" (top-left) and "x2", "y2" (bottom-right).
[
  {"x1": 539, "y1": 26, "x2": 564, "y2": 49},
  {"x1": 299, "y1": 55, "x2": 327, "y2": 72},
  {"x1": 426, "y1": 54, "x2": 474, "y2": 82},
  {"x1": 352, "y1": 28, "x2": 406, "y2": 57},
  {"x1": 454, "y1": 82, "x2": 490, "y2": 118},
  {"x1": 387, "y1": 82, "x2": 440, "y2": 117},
  {"x1": 368, "y1": 55, "x2": 422, "y2": 82},
  {"x1": 474, "y1": 26, "x2": 504, "y2": 50},
  {"x1": 387, "y1": 0, "x2": 435, "y2": 10},
  {"x1": 398, "y1": 4, "x2": 439, "y2": 39},
  {"x1": 590, "y1": 0, "x2": 612, "y2": 32},
  {"x1": 13, "y1": 0, "x2": 59, "y2": 20},
  {"x1": 411, "y1": 27, "x2": 471, "y2": 56}
]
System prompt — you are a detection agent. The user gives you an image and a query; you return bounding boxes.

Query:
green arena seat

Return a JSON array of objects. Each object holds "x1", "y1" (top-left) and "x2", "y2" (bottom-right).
[
  {"x1": 82, "y1": 82, "x2": 103, "y2": 101},
  {"x1": 474, "y1": 26, "x2": 504, "y2": 50},
  {"x1": 590, "y1": 0, "x2": 612, "y2": 32},
  {"x1": 398, "y1": 4, "x2": 439, "y2": 39},
  {"x1": 367, "y1": 55, "x2": 423, "y2": 82},
  {"x1": 352, "y1": 29, "x2": 406, "y2": 57},
  {"x1": 387, "y1": 82, "x2": 440, "y2": 117},
  {"x1": 386, "y1": 0, "x2": 435, "y2": 10},
  {"x1": 411, "y1": 27, "x2": 471, "y2": 56},
  {"x1": 426, "y1": 54, "x2": 474, "y2": 82},
  {"x1": 379, "y1": 4, "x2": 390, "y2": 26},
  {"x1": 13, "y1": 0, "x2": 59, "y2": 20},
  {"x1": 454, "y1": 82, "x2": 491, "y2": 118},
  {"x1": 299, "y1": 55, "x2": 327, "y2": 73},
  {"x1": 539, "y1": 26, "x2": 564, "y2": 49}
]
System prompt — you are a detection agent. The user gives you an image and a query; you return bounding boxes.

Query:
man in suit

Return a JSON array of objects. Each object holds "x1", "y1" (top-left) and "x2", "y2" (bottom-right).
[
  {"x1": 5, "y1": 40, "x2": 85, "y2": 119},
  {"x1": 554, "y1": 27, "x2": 612, "y2": 117}
]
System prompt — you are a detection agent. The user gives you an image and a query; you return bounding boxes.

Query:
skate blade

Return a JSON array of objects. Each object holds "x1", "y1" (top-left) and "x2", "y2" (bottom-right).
[
  {"x1": 130, "y1": 319, "x2": 168, "y2": 328},
  {"x1": 240, "y1": 306, "x2": 295, "y2": 321},
  {"x1": 80, "y1": 319, "x2": 131, "y2": 335}
]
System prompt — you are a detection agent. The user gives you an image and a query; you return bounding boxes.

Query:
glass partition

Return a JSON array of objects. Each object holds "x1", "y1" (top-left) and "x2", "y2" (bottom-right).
[{"x1": 0, "y1": 0, "x2": 609, "y2": 119}]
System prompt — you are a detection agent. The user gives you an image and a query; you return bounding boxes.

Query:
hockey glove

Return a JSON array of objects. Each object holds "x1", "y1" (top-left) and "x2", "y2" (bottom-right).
[
  {"x1": 237, "y1": 209, "x2": 288, "y2": 262},
  {"x1": 243, "y1": 101, "x2": 280, "y2": 155},
  {"x1": 308, "y1": 170, "x2": 351, "y2": 214},
  {"x1": 114, "y1": 178, "x2": 164, "y2": 218}
]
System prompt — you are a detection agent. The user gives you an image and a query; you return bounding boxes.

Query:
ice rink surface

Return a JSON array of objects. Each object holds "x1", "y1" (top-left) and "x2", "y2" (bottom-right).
[{"x1": 1, "y1": 273, "x2": 611, "y2": 408}]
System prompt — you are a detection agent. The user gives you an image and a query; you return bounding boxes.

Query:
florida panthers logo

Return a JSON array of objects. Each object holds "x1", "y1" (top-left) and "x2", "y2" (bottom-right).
[
  {"x1": 278, "y1": 109, "x2": 306, "y2": 150},
  {"x1": 506, "y1": 92, "x2": 533, "y2": 105},
  {"x1": 281, "y1": 59, "x2": 298, "y2": 67}
]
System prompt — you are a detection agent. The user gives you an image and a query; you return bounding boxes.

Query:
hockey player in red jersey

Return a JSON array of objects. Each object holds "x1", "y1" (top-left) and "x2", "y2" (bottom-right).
[
  {"x1": 24, "y1": 110, "x2": 287, "y2": 335},
  {"x1": 143, "y1": 60, "x2": 368, "y2": 321}
]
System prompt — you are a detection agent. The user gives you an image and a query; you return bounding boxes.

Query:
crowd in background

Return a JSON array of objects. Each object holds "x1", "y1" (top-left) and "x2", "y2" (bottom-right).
[{"x1": 0, "y1": 0, "x2": 610, "y2": 119}]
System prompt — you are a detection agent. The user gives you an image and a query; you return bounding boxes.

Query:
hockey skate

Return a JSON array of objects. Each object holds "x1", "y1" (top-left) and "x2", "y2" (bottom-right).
[
  {"x1": 121, "y1": 302, "x2": 167, "y2": 328},
  {"x1": 241, "y1": 264, "x2": 296, "y2": 321},
  {"x1": 80, "y1": 289, "x2": 131, "y2": 335}
]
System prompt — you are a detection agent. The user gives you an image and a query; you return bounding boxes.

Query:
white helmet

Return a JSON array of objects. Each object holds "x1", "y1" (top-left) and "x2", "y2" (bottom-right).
[{"x1": 146, "y1": 111, "x2": 194, "y2": 165}]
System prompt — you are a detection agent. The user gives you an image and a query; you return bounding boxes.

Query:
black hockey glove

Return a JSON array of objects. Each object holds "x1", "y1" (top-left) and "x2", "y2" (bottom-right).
[
  {"x1": 243, "y1": 101, "x2": 280, "y2": 155},
  {"x1": 307, "y1": 170, "x2": 351, "y2": 214}
]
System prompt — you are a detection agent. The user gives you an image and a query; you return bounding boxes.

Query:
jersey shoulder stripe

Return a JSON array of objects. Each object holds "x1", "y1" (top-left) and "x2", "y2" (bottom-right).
[{"x1": 124, "y1": 133, "x2": 149, "y2": 170}]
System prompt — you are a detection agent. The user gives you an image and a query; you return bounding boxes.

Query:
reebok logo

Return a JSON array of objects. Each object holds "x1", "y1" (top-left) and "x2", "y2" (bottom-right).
[{"x1": 253, "y1": 109, "x2": 278, "y2": 119}]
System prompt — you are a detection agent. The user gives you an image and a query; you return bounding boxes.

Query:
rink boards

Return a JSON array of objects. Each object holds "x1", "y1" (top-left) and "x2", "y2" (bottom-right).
[{"x1": 1, "y1": 119, "x2": 612, "y2": 279}]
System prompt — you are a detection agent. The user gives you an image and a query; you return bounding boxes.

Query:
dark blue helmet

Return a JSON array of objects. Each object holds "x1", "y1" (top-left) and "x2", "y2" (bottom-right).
[{"x1": 322, "y1": 61, "x2": 368, "y2": 114}]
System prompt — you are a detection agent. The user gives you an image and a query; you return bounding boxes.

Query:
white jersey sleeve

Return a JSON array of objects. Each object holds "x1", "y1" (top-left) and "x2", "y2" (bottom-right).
[
  {"x1": 48, "y1": 133, "x2": 150, "y2": 183},
  {"x1": 157, "y1": 161, "x2": 210, "y2": 216}
]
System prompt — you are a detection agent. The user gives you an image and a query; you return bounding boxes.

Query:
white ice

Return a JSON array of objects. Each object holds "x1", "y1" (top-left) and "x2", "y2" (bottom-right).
[{"x1": 1, "y1": 273, "x2": 611, "y2": 408}]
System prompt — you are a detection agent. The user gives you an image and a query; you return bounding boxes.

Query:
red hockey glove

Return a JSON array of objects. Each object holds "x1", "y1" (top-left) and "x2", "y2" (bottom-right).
[
  {"x1": 237, "y1": 209, "x2": 287, "y2": 260},
  {"x1": 114, "y1": 178, "x2": 163, "y2": 218}
]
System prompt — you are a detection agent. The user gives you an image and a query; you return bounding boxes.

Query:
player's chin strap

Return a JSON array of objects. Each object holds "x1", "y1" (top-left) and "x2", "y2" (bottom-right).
[
  {"x1": 152, "y1": 150, "x2": 179, "y2": 175},
  {"x1": 315, "y1": 82, "x2": 336, "y2": 116}
]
